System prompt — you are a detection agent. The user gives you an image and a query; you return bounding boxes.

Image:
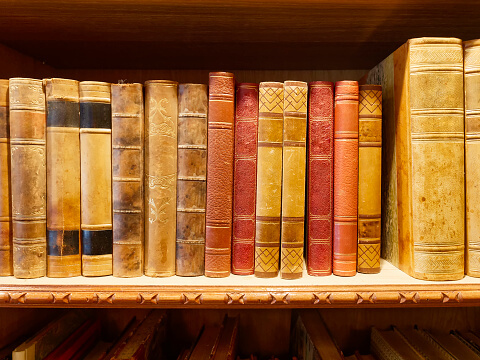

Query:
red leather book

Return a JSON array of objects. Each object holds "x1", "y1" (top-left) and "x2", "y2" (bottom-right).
[
  {"x1": 333, "y1": 81, "x2": 359, "y2": 277},
  {"x1": 232, "y1": 83, "x2": 258, "y2": 275},
  {"x1": 205, "y1": 72, "x2": 235, "y2": 278},
  {"x1": 307, "y1": 81, "x2": 334, "y2": 276}
]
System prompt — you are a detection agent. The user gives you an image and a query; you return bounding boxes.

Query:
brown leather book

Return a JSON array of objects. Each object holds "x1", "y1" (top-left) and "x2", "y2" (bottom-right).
[
  {"x1": 80, "y1": 81, "x2": 113, "y2": 277},
  {"x1": 111, "y1": 83, "x2": 144, "y2": 278},
  {"x1": 424, "y1": 330, "x2": 480, "y2": 359},
  {"x1": 9, "y1": 78, "x2": 46, "y2": 279},
  {"x1": 205, "y1": 72, "x2": 235, "y2": 278},
  {"x1": 232, "y1": 83, "x2": 258, "y2": 275},
  {"x1": 333, "y1": 80, "x2": 359, "y2": 277},
  {"x1": 255, "y1": 82, "x2": 283, "y2": 278},
  {"x1": 281, "y1": 81, "x2": 307, "y2": 280},
  {"x1": 144, "y1": 80, "x2": 178, "y2": 277},
  {"x1": 176, "y1": 83, "x2": 208, "y2": 276},
  {"x1": 366, "y1": 38, "x2": 465, "y2": 280},
  {"x1": 45, "y1": 78, "x2": 81, "y2": 278},
  {"x1": 370, "y1": 327, "x2": 425, "y2": 360},
  {"x1": 213, "y1": 317, "x2": 239, "y2": 360},
  {"x1": 395, "y1": 327, "x2": 455, "y2": 360},
  {"x1": 189, "y1": 325, "x2": 224, "y2": 360},
  {"x1": 357, "y1": 84, "x2": 382, "y2": 274}
]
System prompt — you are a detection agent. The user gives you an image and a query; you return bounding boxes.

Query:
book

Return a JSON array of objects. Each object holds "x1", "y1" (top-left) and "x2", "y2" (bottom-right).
[
  {"x1": 255, "y1": 82, "x2": 283, "y2": 278},
  {"x1": 176, "y1": 83, "x2": 208, "y2": 276},
  {"x1": 205, "y1": 72, "x2": 235, "y2": 278},
  {"x1": 281, "y1": 80, "x2": 307, "y2": 279},
  {"x1": 232, "y1": 83, "x2": 258, "y2": 275},
  {"x1": 9, "y1": 78, "x2": 46, "y2": 279},
  {"x1": 111, "y1": 83, "x2": 144, "y2": 278},
  {"x1": 81, "y1": 340, "x2": 113, "y2": 360},
  {"x1": 213, "y1": 316, "x2": 239, "y2": 360},
  {"x1": 424, "y1": 330, "x2": 480, "y2": 359},
  {"x1": 357, "y1": 84, "x2": 382, "y2": 274},
  {"x1": 79, "y1": 81, "x2": 113, "y2": 276},
  {"x1": 366, "y1": 37, "x2": 465, "y2": 280},
  {"x1": 189, "y1": 325, "x2": 223, "y2": 360},
  {"x1": 44, "y1": 78, "x2": 81, "y2": 278},
  {"x1": 144, "y1": 80, "x2": 178, "y2": 277},
  {"x1": 306, "y1": 81, "x2": 334, "y2": 276},
  {"x1": 394, "y1": 326, "x2": 454, "y2": 360},
  {"x1": 370, "y1": 327, "x2": 424, "y2": 360},
  {"x1": 103, "y1": 317, "x2": 144, "y2": 360}
]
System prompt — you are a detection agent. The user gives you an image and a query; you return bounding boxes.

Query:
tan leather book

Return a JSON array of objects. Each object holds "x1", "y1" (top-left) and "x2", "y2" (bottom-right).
[
  {"x1": 370, "y1": 327, "x2": 425, "y2": 360},
  {"x1": 394, "y1": 327, "x2": 455, "y2": 360},
  {"x1": 176, "y1": 83, "x2": 207, "y2": 276},
  {"x1": 366, "y1": 37, "x2": 465, "y2": 280},
  {"x1": 255, "y1": 82, "x2": 283, "y2": 278},
  {"x1": 144, "y1": 80, "x2": 178, "y2": 277},
  {"x1": 280, "y1": 81, "x2": 307, "y2": 280},
  {"x1": 111, "y1": 83, "x2": 144, "y2": 278},
  {"x1": 9, "y1": 78, "x2": 46, "y2": 279},
  {"x1": 45, "y1": 78, "x2": 81, "y2": 278},
  {"x1": 357, "y1": 84, "x2": 382, "y2": 274},
  {"x1": 424, "y1": 330, "x2": 480, "y2": 359},
  {"x1": 80, "y1": 81, "x2": 113, "y2": 276}
]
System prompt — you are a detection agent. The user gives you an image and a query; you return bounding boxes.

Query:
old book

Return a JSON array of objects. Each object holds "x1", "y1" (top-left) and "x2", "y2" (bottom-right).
[
  {"x1": 281, "y1": 80, "x2": 307, "y2": 280},
  {"x1": 9, "y1": 78, "x2": 46, "y2": 279},
  {"x1": 82, "y1": 340, "x2": 113, "y2": 360},
  {"x1": 44, "y1": 78, "x2": 81, "y2": 278},
  {"x1": 103, "y1": 317, "x2": 144, "y2": 360},
  {"x1": 333, "y1": 80, "x2": 359, "y2": 277},
  {"x1": 144, "y1": 80, "x2": 178, "y2": 277},
  {"x1": 205, "y1": 72, "x2": 235, "y2": 278},
  {"x1": 189, "y1": 325, "x2": 223, "y2": 360},
  {"x1": 451, "y1": 331, "x2": 480, "y2": 356},
  {"x1": 366, "y1": 37, "x2": 465, "y2": 280},
  {"x1": 255, "y1": 82, "x2": 283, "y2": 278},
  {"x1": 213, "y1": 316, "x2": 239, "y2": 360},
  {"x1": 424, "y1": 330, "x2": 480, "y2": 359},
  {"x1": 80, "y1": 81, "x2": 113, "y2": 276},
  {"x1": 357, "y1": 84, "x2": 382, "y2": 274},
  {"x1": 456, "y1": 331, "x2": 480, "y2": 353},
  {"x1": 232, "y1": 83, "x2": 258, "y2": 275},
  {"x1": 111, "y1": 83, "x2": 144, "y2": 278},
  {"x1": 394, "y1": 327, "x2": 454, "y2": 360},
  {"x1": 176, "y1": 83, "x2": 208, "y2": 276},
  {"x1": 370, "y1": 327, "x2": 424, "y2": 360},
  {"x1": 306, "y1": 81, "x2": 334, "y2": 276}
]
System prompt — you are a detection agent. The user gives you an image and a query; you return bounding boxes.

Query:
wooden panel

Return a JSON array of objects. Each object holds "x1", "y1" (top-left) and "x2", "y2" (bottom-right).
[{"x1": 0, "y1": 43, "x2": 53, "y2": 79}]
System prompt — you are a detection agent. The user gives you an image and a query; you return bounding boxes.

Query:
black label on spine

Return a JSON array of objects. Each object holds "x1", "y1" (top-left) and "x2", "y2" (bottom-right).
[
  {"x1": 47, "y1": 230, "x2": 80, "y2": 256},
  {"x1": 81, "y1": 230, "x2": 113, "y2": 255},
  {"x1": 47, "y1": 100, "x2": 80, "y2": 127},
  {"x1": 80, "y1": 102, "x2": 111, "y2": 129}
]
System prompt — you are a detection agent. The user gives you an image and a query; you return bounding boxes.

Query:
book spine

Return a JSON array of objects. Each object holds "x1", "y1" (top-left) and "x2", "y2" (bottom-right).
[
  {"x1": 45, "y1": 78, "x2": 81, "y2": 277},
  {"x1": 307, "y1": 81, "x2": 334, "y2": 276},
  {"x1": 357, "y1": 85, "x2": 382, "y2": 274},
  {"x1": 112, "y1": 83, "x2": 144, "y2": 277},
  {"x1": 176, "y1": 83, "x2": 208, "y2": 276},
  {"x1": 281, "y1": 81, "x2": 307, "y2": 279},
  {"x1": 333, "y1": 80, "x2": 359, "y2": 277},
  {"x1": 9, "y1": 78, "x2": 46, "y2": 278},
  {"x1": 144, "y1": 80, "x2": 178, "y2": 277},
  {"x1": 79, "y1": 81, "x2": 113, "y2": 276},
  {"x1": 205, "y1": 72, "x2": 235, "y2": 278},
  {"x1": 255, "y1": 82, "x2": 283, "y2": 278},
  {"x1": 232, "y1": 83, "x2": 258, "y2": 275}
]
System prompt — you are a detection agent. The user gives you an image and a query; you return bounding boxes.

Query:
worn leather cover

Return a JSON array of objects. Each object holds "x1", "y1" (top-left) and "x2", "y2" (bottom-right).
[
  {"x1": 307, "y1": 81, "x2": 334, "y2": 276},
  {"x1": 112, "y1": 83, "x2": 144, "y2": 277},
  {"x1": 367, "y1": 38, "x2": 465, "y2": 280},
  {"x1": 45, "y1": 78, "x2": 81, "y2": 277},
  {"x1": 255, "y1": 82, "x2": 283, "y2": 278},
  {"x1": 79, "y1": 81, "x2": 112, "y2": 276},
  {"x1": 144, "y1": 80, "x2": 178, "y2": 277},
  {"x1": 281, "y1": 81, "x2": 307, "y2": 279},
  {"x1": 333, "y1": 80, "x2": 359, "y2": 277},
  {"x1": 232, "y1": 83, "x2": 258, "y2": 275},
  {"x1": 9, "y1": 78, "x2": 46, "y2": 278},
  {"x1": 357, "y1": 85, "x2": 382, "y2": 274},
  {"x1": 205, "y1": 72, "x2": 235, "y2": 278},
  {"x1": 176, "y1": 83, "x2": 207, "y2": 276}
]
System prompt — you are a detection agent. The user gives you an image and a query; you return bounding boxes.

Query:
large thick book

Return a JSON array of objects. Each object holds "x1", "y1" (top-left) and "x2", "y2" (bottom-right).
[
  {"x1": 9, "y1": 78, "x2": 46, "y2": 279},
  {"x1": 176, "y1": 83, "x2": 208, "y2": 276},
  {"x1": 45, "y1": 78, "x2": 81, "y2": 278},
  {"x1": 111, "y1": 83, "x2": 144, "y2": 278},
  {"x1": 366, "y1": 37, "x2": 465, "y2": 280}
]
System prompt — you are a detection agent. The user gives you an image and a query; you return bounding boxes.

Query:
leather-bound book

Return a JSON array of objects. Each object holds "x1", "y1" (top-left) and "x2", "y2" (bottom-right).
[
  {"x1": 9, "y1": 78, "x2": 46, "y2": 279},
  {"x1": 255, "y1": 82, "x2": 283, "y2": 278},
  {"x1": 370, "y1": 327, "x2": 424, "y2": 360},
  {"x1": 111, "y1": 83, "x2": 144, "y2": 278},
  {"x1": 281, "y1": 81, "x2": 307, "y2": 280},
  {"x1": 307, "y1": 81, "x2": 334, "y2": 277},
  {"x1": 232, "y1": 83, "x2": 258, "y2": 275},
  {"x1": 205, "y1": 72, "x2": 235, "y2": 278},
  {"x1": 144, "y1": 80, "x2": 178, "y2": 277},
  {"x1": 45, "y1": 78, "x2": 81, "y2": 278},
  {"x1": 367, "y1": 37, "x2": 465, "y2": 280},
  {"x1": 333, "y1": 81, "x2": 359, "y2": 277},
  {"x1": 176, "y1": 83, "x2": 207, "y2": 276},
  {"x1": 79, "y1": 81, "x2": 113, "y2": 276},
  {"x1": 357, "y1": 84, "x2": 382, "y2": 274},
  {"x1": 213, "y1": 317, "x2": 239, "y2": 360}
]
